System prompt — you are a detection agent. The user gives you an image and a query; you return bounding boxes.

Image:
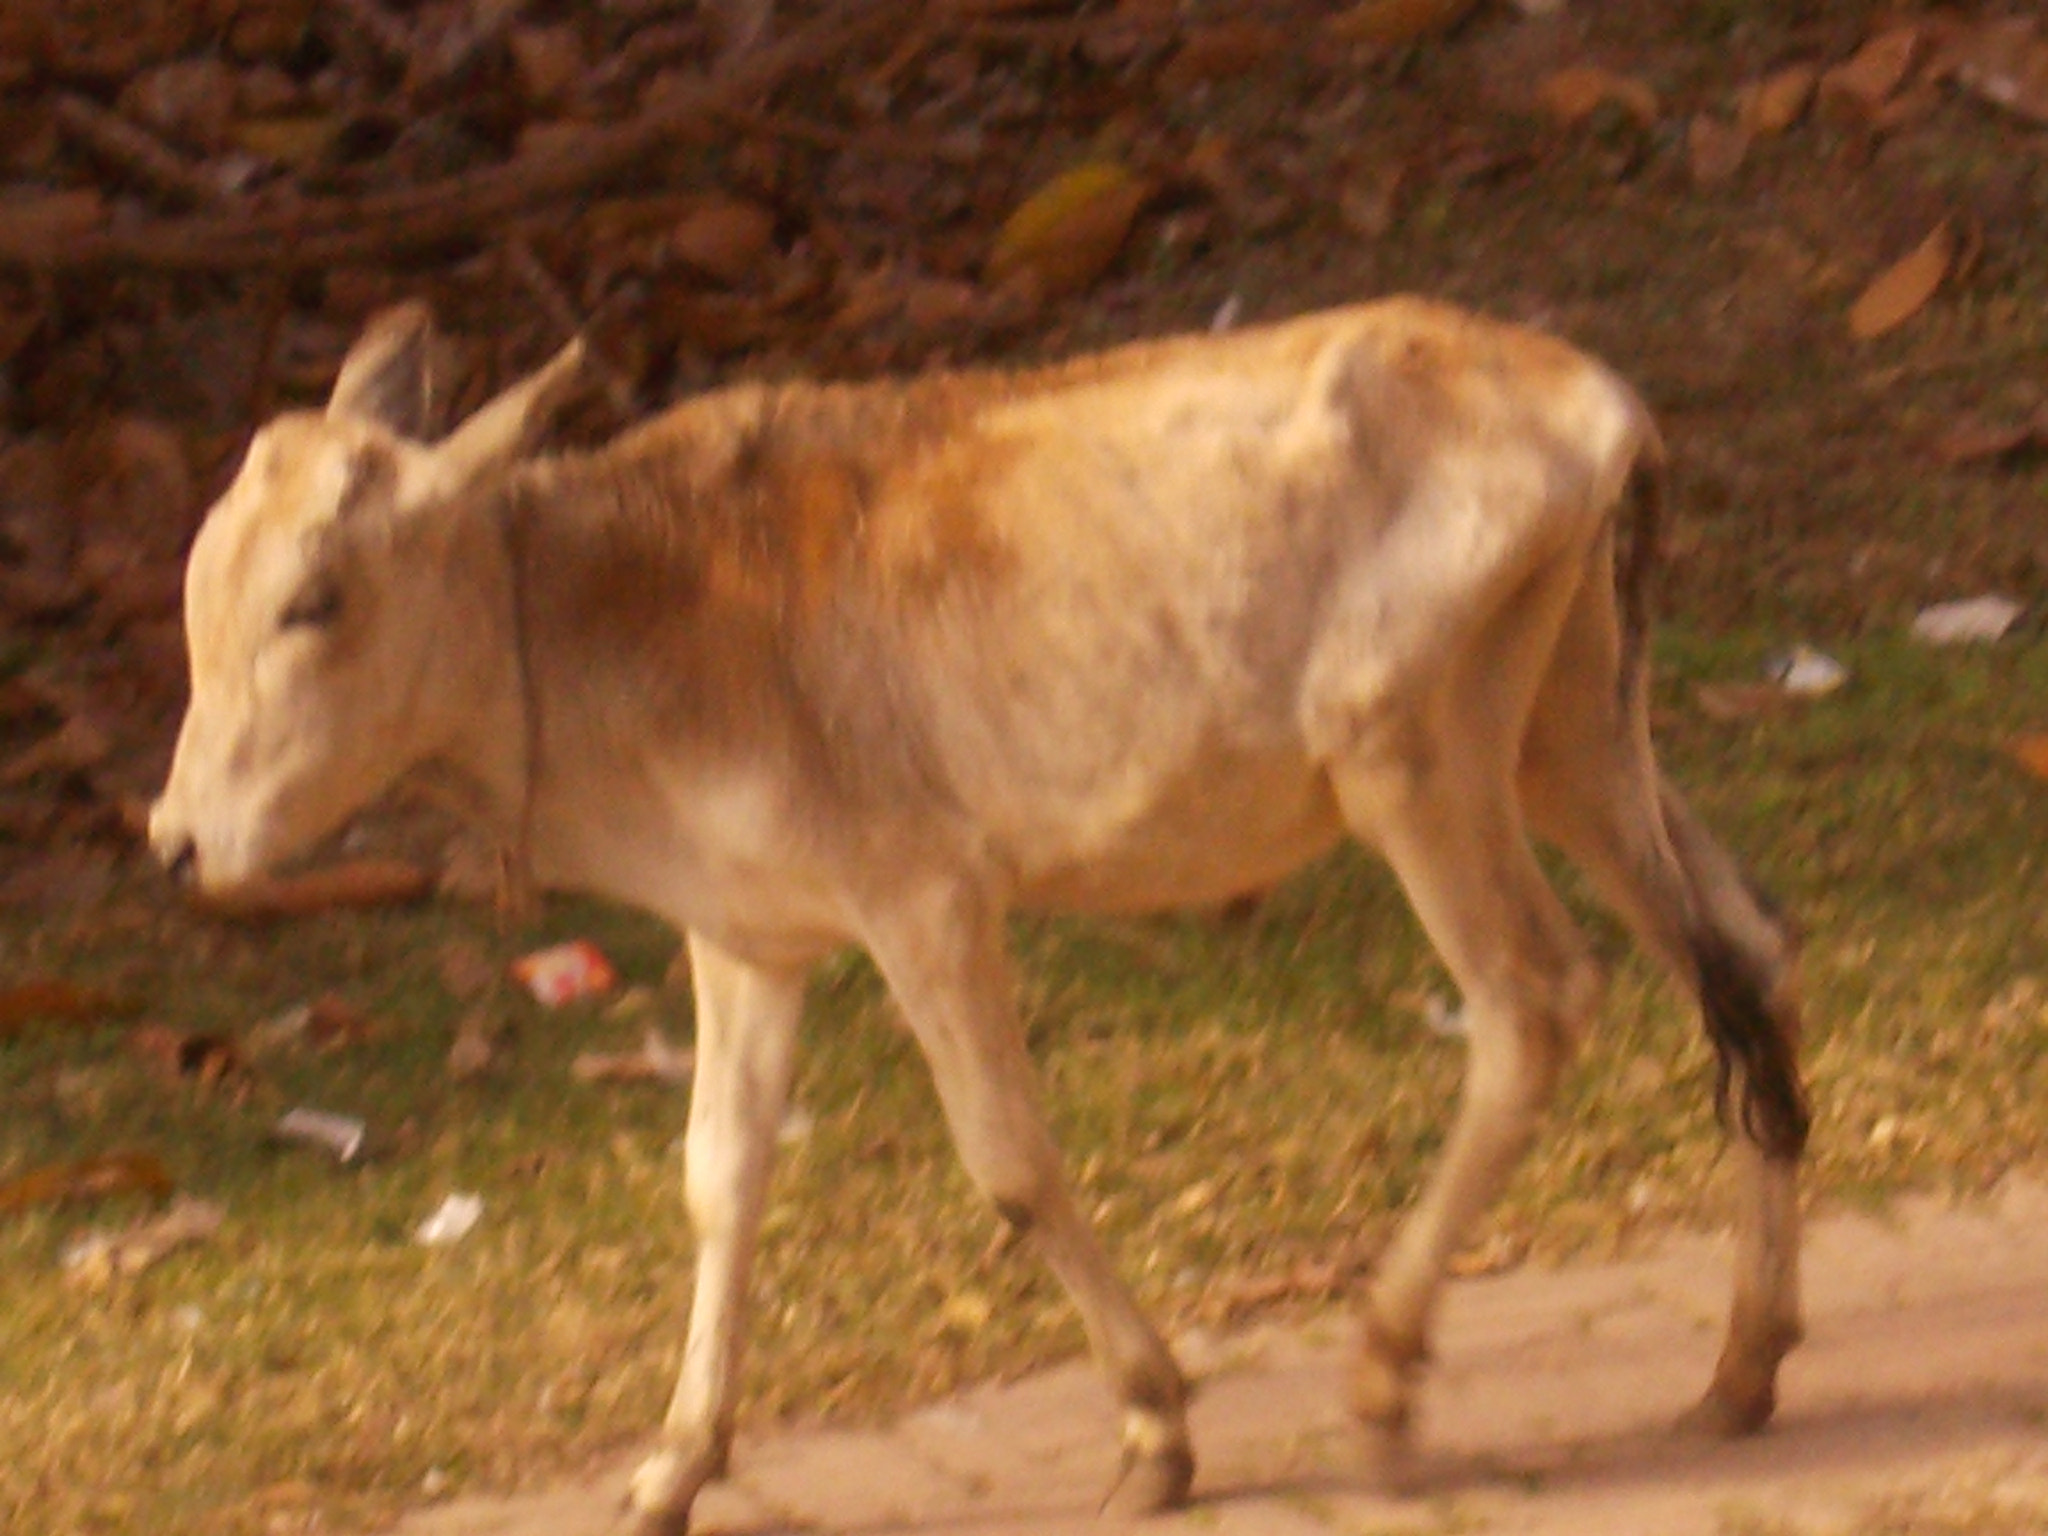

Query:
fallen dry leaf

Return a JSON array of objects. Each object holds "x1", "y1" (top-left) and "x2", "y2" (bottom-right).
[
  {"x1": 1158, "y1": 20, "x2": 1284, "y2": 90},
  {"x1": 1931, "y1": 406, "x2": 2048, "y2": 466},
  {"x1": 0, "y1": 1150, "x2": 174, "y2": 1215},
  {"x1": 62, "y1": 1195, "x2": 224, "y2": 1288},
  {"x1": 1819, "y1": 24, "x2": 1923, "y2": 119},
  {"x1": 668, "y1": 195, "x2": 777, "y2": 287},
  {"x1": 230, "y1": 114, "x2": 345, "y2": 171},
  {"x1": 1848, "y1": 217, "x2": 1954, "y2": 340},
  {"x1": 1871, "y1": 78, "x2": 1943, "y2": 132},
  {"x1": 1738, "y1": 63, "x2": 1817, "y2": 135},
  {"x1": 1687, "y1": 114, "x2": 1750, "y2": 185},
  {"x1": 508, "y1": 23, "x2": 586, "y2": 107},
  {"x1": 1, "y1": 714, "x2": 111, "y2": 785},
  {"x1": 831, "y1": 263, "x2": 987, "y2": 341},
  {"x1": 189, "y1": 857, "x2": 434, "y2": 919},
  {"x1": 0, "y1": 978, "x2": 128, "y2": 1040},
  {"x1": 656, "y1": 289, "x2": 777, "y2": 358},
  {"x1": 1535, "y1": 65, "x2": 1661, "y2": 129},
  {"x1": 1326, "y1": 0, "x2": 1479, "y2": 49},
  {"x1": 5, "y1": 189, "x2": 106, "y2": 244},
  {"x1": 985, "y1": 162, "x2": 1152, "y2": 300},
  {"x1": 2013, "y1": 735, "x2": 2048, "y2": 782}
]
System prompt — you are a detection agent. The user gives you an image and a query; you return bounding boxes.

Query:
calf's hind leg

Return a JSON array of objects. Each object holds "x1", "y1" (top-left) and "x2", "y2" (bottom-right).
[
  {"x1": 1658, "y1": 783, "x2": 1806, "y2": 1435},
  {"x1": 1332, "y1": 751, "x2": 1606, "y2": 1479},
  {"x1": 1525, "y1": 772, "x2": 1805, "y2": 1436},
  {"x1": 862, "y1": 872, "x2": 1195, "y2": 1514},
  {"x1": 1517, "y1": 571, "x2": 1807, "y2": 1439}
]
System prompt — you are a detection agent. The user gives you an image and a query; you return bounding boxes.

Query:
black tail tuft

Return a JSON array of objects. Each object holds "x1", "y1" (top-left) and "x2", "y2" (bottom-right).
[
  {"x1": 1690, "y1": 926, "x2": 1809, "y2": 1161},
  {"x1": 1614, "y1": 451, "x2": 1664, "y2": 712}
]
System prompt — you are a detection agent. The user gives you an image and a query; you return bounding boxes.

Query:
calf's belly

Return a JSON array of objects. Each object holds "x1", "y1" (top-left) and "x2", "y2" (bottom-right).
[{"x1": 1010, "y1": 760, "x2": 1345, "y2": 915}]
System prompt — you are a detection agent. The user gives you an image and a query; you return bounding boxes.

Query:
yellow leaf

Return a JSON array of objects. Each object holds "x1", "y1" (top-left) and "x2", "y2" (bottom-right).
[
  {"x1": 1848, "y1": 218, "x2": 1954, "y2": 340},
  {"x1": 1536, "y1": 65, "x2": 1660, "y2": 128},
  {"x1": 940, "y1": 1288, "x2": 993, "y2": 1334},
  {"x1": 1738, "y1": 63, "x2": 1818, "y2": 135},
  {"x1": 1326, "y1": 0, "x2": 1479, "y2": 49},
  {"x1": 986, "y1": 162, "x2": 1151, "y2": 299}
]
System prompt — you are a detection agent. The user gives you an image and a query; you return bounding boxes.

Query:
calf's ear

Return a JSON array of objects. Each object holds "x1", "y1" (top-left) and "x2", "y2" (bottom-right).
[
  {"x1": 328, "y1": 302, "x2": 444, "y2": 439},
  {"x1": 435, "y1": 335, "x2": 589, "y2": 488}
]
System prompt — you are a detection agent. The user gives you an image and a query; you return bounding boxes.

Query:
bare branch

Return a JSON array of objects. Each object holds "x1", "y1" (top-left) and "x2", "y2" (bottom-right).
[
  {"x1": 0, "y1": 1, "x2": 898, "y2": 273},
  {"x1": 53, "y1": 93, "x2": 233, "y2": 210}
]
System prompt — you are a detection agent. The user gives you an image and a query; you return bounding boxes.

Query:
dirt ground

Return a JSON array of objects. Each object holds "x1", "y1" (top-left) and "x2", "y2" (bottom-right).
[{"x1": 393, "y1": 1178, "x2": 2048, "y2": 1536}]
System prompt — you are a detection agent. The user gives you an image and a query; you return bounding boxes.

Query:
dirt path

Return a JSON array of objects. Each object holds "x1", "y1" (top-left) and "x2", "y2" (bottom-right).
[{"x1": 397, "y1": 1180, "x2": 2048, "y2": 1536}]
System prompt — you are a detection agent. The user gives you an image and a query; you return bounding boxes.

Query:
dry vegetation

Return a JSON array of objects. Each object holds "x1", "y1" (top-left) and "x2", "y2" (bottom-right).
[{"x1": 3, "y1": 2, "x2": 2046, "y2": 1534}]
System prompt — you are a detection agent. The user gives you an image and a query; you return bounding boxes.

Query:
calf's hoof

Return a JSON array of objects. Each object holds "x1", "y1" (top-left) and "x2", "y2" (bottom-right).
[
  {"x1": 1676, "y1": 1376, "x2": 1776, "y2": 1439},
  {"x1": 1350, "y1": 1310, "x2": 1425, "y2": 1494},
  {"x1": 1099, "y1": 1419, "x2": 1195, "y2": 1516},
  {"x1": 1678, "y1": 1322, "x2": 1799, "y2": 1439},
  {"x1": 1353, "y1": 1414, "x2": 1422, "y2": 1497},
  {"x1": 624, "y1": 1434, "x2": 723, "y2": 1536}
]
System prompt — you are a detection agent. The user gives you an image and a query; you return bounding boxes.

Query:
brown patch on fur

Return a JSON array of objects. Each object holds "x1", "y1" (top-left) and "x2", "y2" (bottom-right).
[{"x1": 858, "y1": 435, "x2": 1022, "y2": 603}]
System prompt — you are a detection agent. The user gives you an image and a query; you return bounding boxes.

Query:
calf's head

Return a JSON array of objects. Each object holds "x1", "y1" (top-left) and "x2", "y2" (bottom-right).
[{"x1": 149, "y1": 305, "x2": 585, "y2": 891}]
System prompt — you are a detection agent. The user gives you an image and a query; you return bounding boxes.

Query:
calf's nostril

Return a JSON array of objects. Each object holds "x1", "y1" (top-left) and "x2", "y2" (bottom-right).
[{"x1": 165, "y1": 839, "x2": 197, "y2": 887}]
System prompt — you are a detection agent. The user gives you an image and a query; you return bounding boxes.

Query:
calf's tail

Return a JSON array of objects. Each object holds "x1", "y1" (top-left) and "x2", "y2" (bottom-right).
[{"x1": 1612, "y1": 420, "x2": 1809, "y2": 1164}]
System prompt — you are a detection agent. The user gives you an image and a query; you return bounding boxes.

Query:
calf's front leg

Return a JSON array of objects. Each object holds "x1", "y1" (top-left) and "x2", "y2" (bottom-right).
[
  {"x1": 863, "y1": 872, "x2": 1195, "y2": 1514},
  {"x1": 628, "y1": 932, "x2": 804, "y2": 1536}
]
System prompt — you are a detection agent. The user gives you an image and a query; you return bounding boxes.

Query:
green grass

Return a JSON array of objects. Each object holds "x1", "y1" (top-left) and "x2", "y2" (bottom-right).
[{"x1": 3, "y1": 623, "x2": 2044, "y2": 1536}]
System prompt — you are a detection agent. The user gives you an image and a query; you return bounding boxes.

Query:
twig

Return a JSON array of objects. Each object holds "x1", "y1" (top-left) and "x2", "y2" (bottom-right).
[
  {"x1": 244, "y1": 272, "x2": 294, "y2": 428},
  {"x1": 503, "y1": 238, "x2": 640, "y2": 419},
  {"x1": 711, "y1": 102, "x2": 942, "y2": 158},
  {"x1": 52, "y1": 94, "x2": 232, "y2": 210},
  {"x1": 0, "y1": 0, "x2": 900, "y2": 272},
  {"x1": 317, "y1": 0, "x2": 417, "y2": 75}
]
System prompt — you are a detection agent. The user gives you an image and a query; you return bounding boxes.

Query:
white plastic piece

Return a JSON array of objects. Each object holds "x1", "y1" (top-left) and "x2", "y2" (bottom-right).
[
  {"x1": 415, "y1": 1191, "x2": 484, "y2": 1246},
  {"x1": 1911, "y1": 595, "x2": 2023, "y2": 645}
]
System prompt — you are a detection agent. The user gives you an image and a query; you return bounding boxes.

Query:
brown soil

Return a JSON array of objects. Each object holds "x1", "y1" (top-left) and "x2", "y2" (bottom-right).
[{"x1": 394, "y1": 1178, "x2": 2048, "y2": 1536}]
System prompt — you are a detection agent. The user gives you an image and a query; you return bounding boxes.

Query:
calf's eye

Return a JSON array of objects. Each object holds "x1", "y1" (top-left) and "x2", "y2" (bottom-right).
[{"x1": 280, "y1": 581, "x2": 343, "y2": 630}]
